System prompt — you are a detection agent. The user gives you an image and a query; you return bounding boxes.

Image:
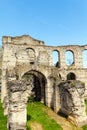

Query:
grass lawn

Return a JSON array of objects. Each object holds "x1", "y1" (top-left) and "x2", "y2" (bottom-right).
[
  {"x1": 27, "y1": 101, "x2": 63, "y2": 130},
  {"x1": 82, "y1": 125, "x2": 87, "y2": 130},
  {"x1": 82, "y1": 99, "x2": 87, "y2": 130},
  {"x1": 0, "y1": 99, "x2": 87, "y2": 130},
  {"x1": 0, "y1": 100, "x2": 63, "y2": 130},
  {"x1": 0, "y1": 101, "x2": 7, "y2": 130}
]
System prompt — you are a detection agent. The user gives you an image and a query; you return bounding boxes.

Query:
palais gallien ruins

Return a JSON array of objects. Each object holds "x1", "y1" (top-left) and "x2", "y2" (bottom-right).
[{"x1": 1, "y1": 35, "x2": 87, "y2": 129}]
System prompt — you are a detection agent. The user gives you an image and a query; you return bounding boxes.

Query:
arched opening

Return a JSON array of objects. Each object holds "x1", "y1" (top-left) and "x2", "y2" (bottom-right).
[
  {"x1": 52, "y1": 50, "x2": 60, "y2": 67},
  {"x1": 16, "y1": 48, "x2": 35, "y2": 65},
  {"x1": 26, "y1": 48, "x2": 35, "y2": 64},
  {"x1": 65, "y1": 50, "x2": 74, "y2": 66},
  {"x1": 67, "y1": 72, "x2": 76, "y2": 80},
  {"x1": 82, "y1": 50, "x2": 87, "y2": 68},
  {"x1": 22, "y1": 70, "x2": 46, "y2": 103}
]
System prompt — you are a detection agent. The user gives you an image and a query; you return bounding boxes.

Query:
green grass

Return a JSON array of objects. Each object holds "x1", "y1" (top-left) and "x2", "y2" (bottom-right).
[
  {"x1": 27, "y1": 101, "x2": 63, "y2": 130},
  {"x1": 84, "y1": 99, "x2": 87, "y2": 115},
  {"x1": 82, "y1": 99, "x2": 87, "y2": 130},
  {"x1": 0, "y1": 100, "x2": 62, "y2": 130},
  {"x1": 82, "y1": 125, "x2": 87, "y2": 130},
  {"x1": 0, "y1": 100, "x2": 7, "y2": 130},
  {"x1": 0, "y1": 100, "x2": 86, "y2": 130}
]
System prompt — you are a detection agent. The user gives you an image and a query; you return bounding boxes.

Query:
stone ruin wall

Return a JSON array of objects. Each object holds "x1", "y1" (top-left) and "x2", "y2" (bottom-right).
[
  {"x1": 2, "y1": 35, "x2": 87, "y2": 101},
  {"x1": 1, "y1": 35, "x2": 87, "y2": 129}
]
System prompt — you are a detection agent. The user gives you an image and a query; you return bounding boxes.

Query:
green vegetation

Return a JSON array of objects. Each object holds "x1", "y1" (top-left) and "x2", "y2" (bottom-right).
[
  {"x1": 0, "y1": 100, "x2": 62, "y2": 130},
  {"x1": 82, "y1": 125, "x2": 87, "y2": 130},
  {"x1": 82, "y1": 99, "x2": 87, "y2": 130},
  {"x1": 71, "y1": 82, "x2": 75, "y2": 87},
  {"x1": 84, "y1": 98, "x2": 87, "y2": 115},
  {"x1": 27, "y1": 101, "x2": 63, "y2": 130},
  {"x1": 0, "y1": 99, "x2": 87, "y2": 130},
  {"x1": 28, "y1": 95, "x2": 35, "y2": 103},
  {"x1": 81, "y1": 82, "x2": 85, "y2": 86},
  {"x1": 0, "y1": 101, "x2": 7, "y2": 130}
]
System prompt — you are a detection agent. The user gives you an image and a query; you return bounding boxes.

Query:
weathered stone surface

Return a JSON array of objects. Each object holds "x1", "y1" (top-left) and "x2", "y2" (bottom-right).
[
  {"x1": 58, "y1": 80, "x2": 87, "y2": 126},
  {"x1": 7, "y1": 80, "x2": 27, "y2": 92},
  {"x1": 7, "y1": 80, "x2": 31, "y2": 130},
  {"x1": 8, "y1": 122, "x2": 26, "y2": 130}
]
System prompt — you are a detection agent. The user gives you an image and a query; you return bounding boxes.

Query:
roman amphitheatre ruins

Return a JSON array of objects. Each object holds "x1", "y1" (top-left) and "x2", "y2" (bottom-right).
[{"x1": 1, "y1": 35, "x2": 87, "y2": 129}]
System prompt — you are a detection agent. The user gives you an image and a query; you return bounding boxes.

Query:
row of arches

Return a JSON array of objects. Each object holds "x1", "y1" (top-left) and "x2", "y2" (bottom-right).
[
  {"x1": 52, "y1": 50, "x2": 87, "y2": 68},
  {"x1": 16, "y1": 47, "x2": 87, "y2": 68}
]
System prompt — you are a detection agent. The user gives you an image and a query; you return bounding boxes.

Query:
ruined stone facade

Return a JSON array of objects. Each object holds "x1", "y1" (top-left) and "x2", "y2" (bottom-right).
[{"x1": 1, "y1": 35, "x2": 87, "y2": 129}]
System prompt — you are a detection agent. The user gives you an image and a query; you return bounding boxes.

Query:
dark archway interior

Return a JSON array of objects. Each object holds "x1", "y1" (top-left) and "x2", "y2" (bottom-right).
[
  {"x1": 67, "y1": 72, "x2": 76, "y2": 80},
  {"x1": 33, "y1": 75, "x2": 41, "y2": 101},
  {"x1": 22, "y1": 70, "x2": 46, "y2": 103}
]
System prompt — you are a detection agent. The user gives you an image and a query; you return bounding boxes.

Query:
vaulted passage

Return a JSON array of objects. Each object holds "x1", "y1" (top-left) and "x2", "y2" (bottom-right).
[
  {"x1": 67, "y1": 72, "x2": 76, "y2": 80},
  {"x1": 22, "y1": 70, "x2": 47, "y2": 103}
]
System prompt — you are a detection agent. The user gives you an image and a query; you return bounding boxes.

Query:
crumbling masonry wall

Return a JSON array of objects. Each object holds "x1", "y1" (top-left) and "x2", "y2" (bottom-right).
[
  {"x1": 58, "y1": 80, "x2": 87, "y2": 126},
  {"x1": 1, "y1": 35, "x2": 87, "y2": 128}
]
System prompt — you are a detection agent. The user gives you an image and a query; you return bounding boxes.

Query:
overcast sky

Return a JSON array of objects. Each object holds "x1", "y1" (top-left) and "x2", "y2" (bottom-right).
[{"x1": 0, "y1": 0, "x2": 87, "y2": 46}]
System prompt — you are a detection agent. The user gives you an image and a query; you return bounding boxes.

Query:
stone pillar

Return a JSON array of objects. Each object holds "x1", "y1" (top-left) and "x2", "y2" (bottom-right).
[
  {"x1": 7, "y1": 80, "x2": 28, "y2": 130},
  {"x1": 45, "y1": 78, "x2": 53, "y2": 107},
  {"x1": 54, "y1": 86, "x2": 61, "y2": 113},
  {"x1": 74, "y1": 49, "x2": 83, "y2": 68},
  {"x1": 59, "y1": 50, "x2": 66, "y2": 68},
  {"x1": 58, "y1": 80, "x2": 87, "y2": 126}
]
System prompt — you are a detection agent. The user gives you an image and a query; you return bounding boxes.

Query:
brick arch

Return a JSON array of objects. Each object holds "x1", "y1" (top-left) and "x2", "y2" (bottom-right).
[{"x1": 22, "y1": 70, "x2": 47, "y2": 104}]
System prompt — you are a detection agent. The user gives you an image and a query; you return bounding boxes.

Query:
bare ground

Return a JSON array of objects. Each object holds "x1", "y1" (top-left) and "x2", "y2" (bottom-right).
[{"x1": 29, "y1": 121, "x2": 43, "y2": 130}]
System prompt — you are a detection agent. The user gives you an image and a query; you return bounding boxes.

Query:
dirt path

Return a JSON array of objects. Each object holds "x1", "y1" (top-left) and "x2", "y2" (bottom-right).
[
  {"x1": 30, "y1": 122, "x2": 43, "y2": 130},
  {"x1": 45, "y1": 108, "x2": 82, "y2": 130}
]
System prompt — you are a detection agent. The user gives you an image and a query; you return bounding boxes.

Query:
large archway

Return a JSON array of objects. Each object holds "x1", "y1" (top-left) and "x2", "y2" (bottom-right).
[{"x1": 22, "y1": 70, "x2": 47, "y2": 104}]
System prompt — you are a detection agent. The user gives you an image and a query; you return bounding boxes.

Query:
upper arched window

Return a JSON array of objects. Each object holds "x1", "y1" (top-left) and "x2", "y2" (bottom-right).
[
  {"x1": 65, "y1": 50, "x2": 74, "y2": 66},
  {"x1": 52, "y1": 50, "x2": 60, "y2": 67},
  {"x1": 16, "y1": 48, "x2": 35, "y2": 64},
  {"x1": 82, "y1": 50, "x2": 87, "y2": 68},
  {"x1": 26, "y1": 48, "x2": 35, "y2": 64}
]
